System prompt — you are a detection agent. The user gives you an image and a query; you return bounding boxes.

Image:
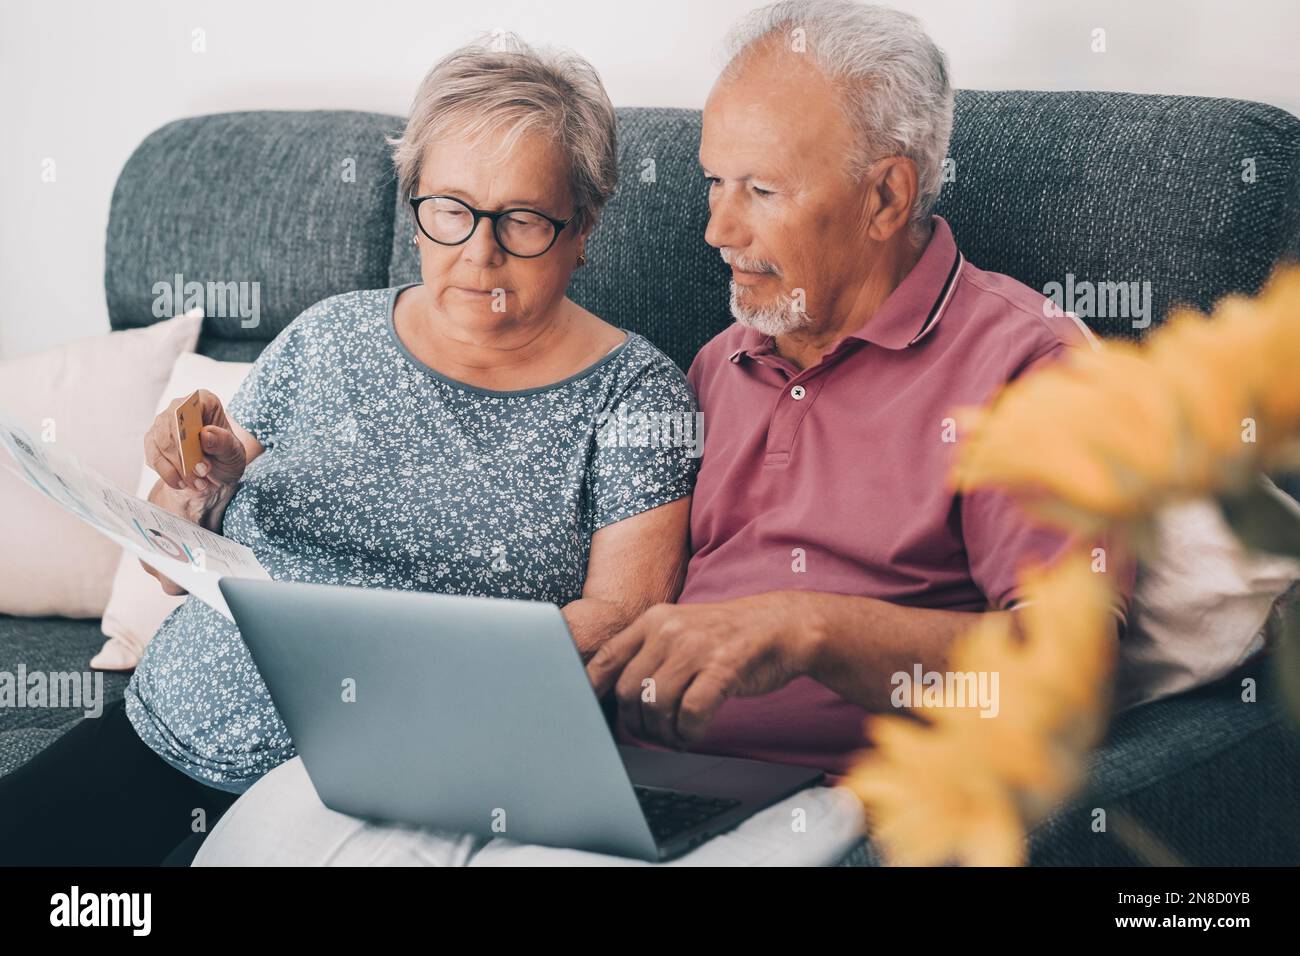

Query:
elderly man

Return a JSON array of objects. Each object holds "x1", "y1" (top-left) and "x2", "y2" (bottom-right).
[{"x1": 587, "y1": 0, "x2": 1132, "y2": 775}]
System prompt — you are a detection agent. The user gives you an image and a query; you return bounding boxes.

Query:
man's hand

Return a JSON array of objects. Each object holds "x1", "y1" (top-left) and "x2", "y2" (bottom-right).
[{"x1": 586, "y1": 592, "x2": 820, "y2": 749}]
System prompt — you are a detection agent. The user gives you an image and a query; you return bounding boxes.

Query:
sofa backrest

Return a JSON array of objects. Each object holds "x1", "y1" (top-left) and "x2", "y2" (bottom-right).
[{"x1": 105, "y1": 93, "x2": 1300, "y2": 370}]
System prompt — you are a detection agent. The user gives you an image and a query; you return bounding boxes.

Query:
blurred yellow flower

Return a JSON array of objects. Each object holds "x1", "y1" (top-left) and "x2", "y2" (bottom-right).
[
  {"x1": 849, "y1": 268, "x2": 1300, "y2": 867},
  {"x1": 846, "y1": 551, "x2": 1118, "y2": 866},
  {"x1": 951, "y1": 266, "x2": 1300, "y2": 539}
]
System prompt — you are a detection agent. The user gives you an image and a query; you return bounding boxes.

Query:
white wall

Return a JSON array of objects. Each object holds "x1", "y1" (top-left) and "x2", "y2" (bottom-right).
[{"x1": 2, "y1": 0, "x2": 1297, "y2": 358}]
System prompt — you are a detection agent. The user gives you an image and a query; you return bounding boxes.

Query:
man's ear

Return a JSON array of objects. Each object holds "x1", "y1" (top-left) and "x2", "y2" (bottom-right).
[{"x1": 863, "y1": 156, "x2": 919, "y2": 243}]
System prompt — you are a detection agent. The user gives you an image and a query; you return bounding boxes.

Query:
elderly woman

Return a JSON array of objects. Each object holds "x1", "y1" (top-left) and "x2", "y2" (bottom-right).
[{"x1": 0, "y1": 38, "x2": 697, "y2": 866}]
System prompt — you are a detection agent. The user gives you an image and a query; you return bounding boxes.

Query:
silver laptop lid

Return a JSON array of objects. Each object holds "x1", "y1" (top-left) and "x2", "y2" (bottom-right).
[{"x1": 219, "y1": 578, "x2": 658, "y2": 860}]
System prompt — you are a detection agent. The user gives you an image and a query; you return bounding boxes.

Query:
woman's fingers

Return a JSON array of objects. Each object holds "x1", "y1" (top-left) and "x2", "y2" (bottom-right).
[
  {"x1": 197, "y1": 389, "x2": 231, "y2": 429},
  {"x1": 137, "y1": 557, "x2": 188, "y2": 595},
  {"x1": 198, "y1": 425, "x2": 245, "y2": 483},
  {"x1": 144, "y1": 429, "x2": 185, "y2": 490},
  {"x1": 158, "y1": 575, "x2": 188, "y2": 596}
]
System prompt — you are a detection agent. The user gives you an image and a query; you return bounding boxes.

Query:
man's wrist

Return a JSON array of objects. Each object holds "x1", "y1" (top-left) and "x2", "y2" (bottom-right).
[{"x1": 766, "y1": 590, "x2": 832, "y2": 678}]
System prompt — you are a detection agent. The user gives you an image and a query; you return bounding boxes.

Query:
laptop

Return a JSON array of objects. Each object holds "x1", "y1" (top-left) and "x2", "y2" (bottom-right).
[{"x1": 218, "y1": 578, "x2": 824, "y2": 862}]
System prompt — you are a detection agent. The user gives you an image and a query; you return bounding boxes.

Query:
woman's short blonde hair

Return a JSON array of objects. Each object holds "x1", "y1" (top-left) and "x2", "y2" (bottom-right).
[{"x1": 390, "y1": 34, "x2": 618, "y2": 234}]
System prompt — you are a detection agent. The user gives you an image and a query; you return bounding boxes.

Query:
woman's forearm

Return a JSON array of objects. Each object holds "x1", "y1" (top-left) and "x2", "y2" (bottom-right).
[
  {"x1": 562, "y1": 597, "x2": 649, "y2": 664},
  {"x1": 565, "y1": 498, "x2": 692, "y2": 662},
  {"x1": 563, "y1": 540, "x2": 687, "y2": 663}
]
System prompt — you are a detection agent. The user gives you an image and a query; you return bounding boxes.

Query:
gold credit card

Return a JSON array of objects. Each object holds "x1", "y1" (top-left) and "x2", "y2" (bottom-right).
[{"x1": 174, "y1": 390, "x2": 204, "y2": 480}]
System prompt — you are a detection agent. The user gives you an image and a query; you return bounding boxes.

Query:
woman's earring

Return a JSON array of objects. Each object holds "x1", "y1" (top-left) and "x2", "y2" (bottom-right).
[
  {"x1": 577, "y1": 251, "x2": 587, "y2": 267},
  {"x1": 411, "y1": 234, "x2": 419, "y2": 246}
]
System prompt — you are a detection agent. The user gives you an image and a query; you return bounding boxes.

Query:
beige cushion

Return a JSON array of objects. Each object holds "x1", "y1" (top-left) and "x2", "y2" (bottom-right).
[
  {"x1": 95, "y1": 353, "x2": 253, "y2": 670},
  {"x1": 1117, "y1": 488, "x2": 1300, "y2": 711},
  {"x1": 0, "y1": 313, "x2": 202, "y2": 619}
]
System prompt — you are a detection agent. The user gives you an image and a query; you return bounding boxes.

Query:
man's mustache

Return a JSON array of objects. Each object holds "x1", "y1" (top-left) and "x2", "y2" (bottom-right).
[{"x1": 720, "y1": 249, "x2": 782, "y2": 277}]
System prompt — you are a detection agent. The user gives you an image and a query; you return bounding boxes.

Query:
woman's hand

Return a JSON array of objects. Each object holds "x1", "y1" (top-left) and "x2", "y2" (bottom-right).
[
  {"x1": 139, "y1": 390, "x2": 250, "y2": 594},
  {"x1": 146, "y1": 390, "x2": 248, "y2": 499}
]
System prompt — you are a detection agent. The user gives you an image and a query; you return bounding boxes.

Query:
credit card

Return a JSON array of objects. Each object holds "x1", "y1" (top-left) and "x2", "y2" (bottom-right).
[{"x1": 174, "y1": 390, "x2": 205, "y2": 480}]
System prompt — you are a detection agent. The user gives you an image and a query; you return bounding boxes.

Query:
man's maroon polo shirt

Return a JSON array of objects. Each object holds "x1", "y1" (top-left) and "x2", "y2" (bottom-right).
[{"x1": 619, "y1": 215, "x2": 1134, "y2": 776}]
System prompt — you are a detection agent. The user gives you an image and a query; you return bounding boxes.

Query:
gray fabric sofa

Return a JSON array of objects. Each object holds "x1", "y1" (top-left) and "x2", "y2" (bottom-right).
[{"x1": 3, "y1": 91, "x2": 1299, "y2": 865}]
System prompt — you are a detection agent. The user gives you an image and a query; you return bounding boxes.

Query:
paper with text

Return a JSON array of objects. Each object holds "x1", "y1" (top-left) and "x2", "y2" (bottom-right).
[{"x1": 0, "y1": 408, "x2": 269, "y2": 622}]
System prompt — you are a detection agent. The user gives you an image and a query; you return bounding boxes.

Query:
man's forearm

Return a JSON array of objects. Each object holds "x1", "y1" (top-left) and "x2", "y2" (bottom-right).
[{"x1": 789, "y1": 591, "x2": 1004, "y2": 712}]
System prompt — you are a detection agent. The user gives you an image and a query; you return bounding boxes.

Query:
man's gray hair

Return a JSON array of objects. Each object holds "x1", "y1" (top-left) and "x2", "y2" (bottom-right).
[
  {"x1": 390, "y1": 34, "x2": 618, "y2": 233},
  {"x1": 721, "y1": 0, "x2": 953, "y2": 243}
]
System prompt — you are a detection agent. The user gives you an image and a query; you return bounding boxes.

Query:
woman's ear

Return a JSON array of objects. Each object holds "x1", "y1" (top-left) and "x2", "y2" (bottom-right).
[{"x1": 575, "y1": 225, "x2": 592, "y2": 266}]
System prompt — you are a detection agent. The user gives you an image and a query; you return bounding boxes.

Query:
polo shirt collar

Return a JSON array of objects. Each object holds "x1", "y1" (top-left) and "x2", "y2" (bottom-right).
[
  {"x1": 849, "y1": 215, "x2": 963, "y2": 350},
  {"x1": 727, "y1": 215, "x2": 964, "y2": 363}
]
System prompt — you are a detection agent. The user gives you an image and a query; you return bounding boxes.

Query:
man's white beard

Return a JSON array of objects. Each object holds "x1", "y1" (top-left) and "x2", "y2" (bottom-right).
[{"x1": 728, "y1": 281, "x2": 812, "y2": 337}]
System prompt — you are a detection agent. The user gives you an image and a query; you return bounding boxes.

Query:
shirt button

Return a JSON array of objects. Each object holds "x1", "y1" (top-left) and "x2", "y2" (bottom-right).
[{"x1": 790, "y1": 385, "x2": 806, "y2": 400}]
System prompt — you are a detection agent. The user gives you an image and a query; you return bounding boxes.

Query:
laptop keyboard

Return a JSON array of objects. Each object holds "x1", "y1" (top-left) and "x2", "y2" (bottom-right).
[{"x1": 633, "y1": 785, "x2": 742, "y2": 844}]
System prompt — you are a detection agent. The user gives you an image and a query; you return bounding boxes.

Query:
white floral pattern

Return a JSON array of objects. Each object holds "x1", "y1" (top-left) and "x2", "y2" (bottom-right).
[{"x1": 126, "y1": 285, "x2": 698, "y2": 792}]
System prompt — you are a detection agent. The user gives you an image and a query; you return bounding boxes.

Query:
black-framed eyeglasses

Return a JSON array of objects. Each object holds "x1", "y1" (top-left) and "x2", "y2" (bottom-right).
[{"x1": 409, "y1": 194, "x2": 573, "y2": 259}]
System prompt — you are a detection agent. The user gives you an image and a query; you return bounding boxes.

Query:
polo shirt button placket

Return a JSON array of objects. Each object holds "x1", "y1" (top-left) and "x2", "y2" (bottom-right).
[{"x1": 763, "y1": 376, "x2": 822, "y2": 465}]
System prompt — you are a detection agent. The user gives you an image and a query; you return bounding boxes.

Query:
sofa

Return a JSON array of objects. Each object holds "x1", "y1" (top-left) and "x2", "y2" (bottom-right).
[{"x1": 3, "y1": 90, "x2": 1299, "y2": 865}]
